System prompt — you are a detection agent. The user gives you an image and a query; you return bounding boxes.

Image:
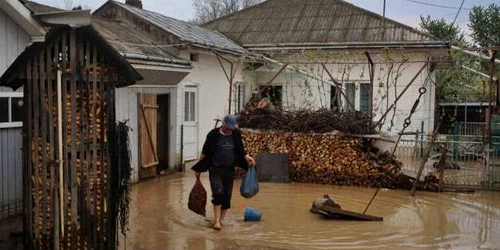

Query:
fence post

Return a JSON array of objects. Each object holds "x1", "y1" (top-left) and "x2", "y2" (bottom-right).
[{"x1": 453, "y1": 123, "x2": 459, "y2": 160}]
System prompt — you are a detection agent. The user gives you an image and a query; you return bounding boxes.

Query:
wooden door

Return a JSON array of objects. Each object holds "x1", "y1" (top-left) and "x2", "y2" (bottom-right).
[{"x1": 139, "y1": 94, "x2": 159, "y2": 179}]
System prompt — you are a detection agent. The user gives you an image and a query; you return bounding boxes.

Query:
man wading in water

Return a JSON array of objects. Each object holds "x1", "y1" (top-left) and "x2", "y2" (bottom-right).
[{"x1": 192, "y1": 115, "x2": 256, "y2": 230}]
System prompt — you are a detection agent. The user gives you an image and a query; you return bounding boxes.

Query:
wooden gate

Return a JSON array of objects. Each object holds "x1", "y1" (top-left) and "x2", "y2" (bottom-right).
[{"x1": 139, "y1": 94, "x2": 159, "y2": 179}]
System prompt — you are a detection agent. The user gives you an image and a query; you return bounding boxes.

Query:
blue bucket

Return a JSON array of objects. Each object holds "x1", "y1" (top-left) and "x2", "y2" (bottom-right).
[{"x1": 244, "y1": 207, "x2": 262, "y2": 222}]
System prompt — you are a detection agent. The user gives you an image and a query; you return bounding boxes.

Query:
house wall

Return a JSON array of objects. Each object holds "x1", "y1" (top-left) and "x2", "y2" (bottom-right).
[
  {"x1": 178, "y1": 50, "x2": 256, "y2": 160},
  {"x1": 0, "y1": 9, "x2": 31, "y2": 220},
  {"x1": 115, "y1": 86, "x2": 178, "y2": 183},
  {"x1": 114, "y1": 51, "x2": 257, "y2": 182},
  {"x1": 244, "y1": 53, "x2": 436, "y2": 137}
]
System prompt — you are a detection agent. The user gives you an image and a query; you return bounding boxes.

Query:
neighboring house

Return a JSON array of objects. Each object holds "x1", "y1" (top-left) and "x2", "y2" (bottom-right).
[
  {"x1": 0, "y1": 0, "x2": 47, "y2": 219},
  {"x1": 0, "y1": 0, "x2": 91, "y2": 219},
  {"x1": 91, "y1": 0, "x2": 451, "y2": 182},
  {"x1": 204, "y1": 0, "x2": 451, "y2": 136},
  {"x1": 3, "y1": 0, "x2": 451, "y2": 186},
  {"x1": 92, "y1": 0, "x2": 255, "y2": 182}
]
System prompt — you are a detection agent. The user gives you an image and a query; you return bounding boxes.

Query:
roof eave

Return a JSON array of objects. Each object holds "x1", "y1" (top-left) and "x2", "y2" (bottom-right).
[
  {"x1": 192, "y1": 43, "x2": 245, "y2": 56},
  {"x1": 0, "y1": 0, "x2": 46, "y2": 42},
  {"x1": 33, "y1": 10, "x2": 92, "y2": 28},
  {"x1": 244, "y1": 41, "x2": 451, "y2": 51},
  {"x1": 107, "y1": 1, "x2": 246, "y2": 57}
]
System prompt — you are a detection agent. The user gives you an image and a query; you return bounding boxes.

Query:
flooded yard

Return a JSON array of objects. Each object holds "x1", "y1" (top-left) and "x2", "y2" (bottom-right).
[{"x1": 121, "y1": 174, "x2": 500, "y2": 250}]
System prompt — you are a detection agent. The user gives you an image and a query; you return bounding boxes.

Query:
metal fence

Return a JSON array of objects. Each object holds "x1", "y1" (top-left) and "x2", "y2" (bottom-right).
[
  {"x1": 395, "y1": 134, "x2": 500, "y2": 190},
  {"x1": 456, "y1": 122, "x2": 500, "y2": 136}
]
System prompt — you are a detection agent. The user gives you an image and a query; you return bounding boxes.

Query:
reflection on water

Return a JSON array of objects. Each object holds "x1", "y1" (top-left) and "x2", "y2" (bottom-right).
[{"x1": 120, "y1": 174, "x2": 500, "y2": 250}]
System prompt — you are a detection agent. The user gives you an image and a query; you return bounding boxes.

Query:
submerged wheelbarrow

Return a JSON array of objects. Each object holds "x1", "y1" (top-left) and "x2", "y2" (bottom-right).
[{"x1": 310, "y1": 195, "x2": 383, "y2": 221}]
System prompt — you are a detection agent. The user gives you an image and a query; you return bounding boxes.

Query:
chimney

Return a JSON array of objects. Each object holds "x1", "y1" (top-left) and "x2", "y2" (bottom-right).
[{"x1": 125, "y1": 0, "x2": 142, "y2": 9}]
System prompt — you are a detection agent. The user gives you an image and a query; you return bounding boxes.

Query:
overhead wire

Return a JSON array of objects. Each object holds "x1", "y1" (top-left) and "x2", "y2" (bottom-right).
[
  {"x1": 403, "y1": 0, "x2": 472, "y2": 10},
  {"x1": 451, "y1": 0, "x2": 467, "y2": 28}
]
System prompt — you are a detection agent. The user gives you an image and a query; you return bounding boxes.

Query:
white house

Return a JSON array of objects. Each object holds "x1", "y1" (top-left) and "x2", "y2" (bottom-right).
[
  {"x1": 3, "y1": 0, "x2": 450, "y2": 186},
  {"x1": 204, "y1": 0, "x2": 450, "y2": 136},
  {"x1": 0, "y1": 0, "x2": 47, "y2": 219},
  {"x1": 92, "y1": 0, "x2": 257, "y2": 182},
  {"x1": 0, "y1": 0, "x2": 92, "y2": 219},
  {"x1": 90, "y1": 0, "x2": 451, "y2": 183}
]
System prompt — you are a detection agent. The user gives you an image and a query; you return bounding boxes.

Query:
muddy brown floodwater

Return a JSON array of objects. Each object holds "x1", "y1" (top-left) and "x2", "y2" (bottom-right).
[{"x1": 120, "y1": 174, "x2": 500, "y2": 250}]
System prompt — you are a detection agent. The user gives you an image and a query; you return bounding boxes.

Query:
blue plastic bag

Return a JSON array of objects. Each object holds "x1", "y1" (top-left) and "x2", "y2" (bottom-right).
[{"x1": 240, "y1": 167, "x2": 259, "y2": 198}]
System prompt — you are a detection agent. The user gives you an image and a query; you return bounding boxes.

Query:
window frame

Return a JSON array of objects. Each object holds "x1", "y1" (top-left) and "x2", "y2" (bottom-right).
[
  {"x1": 184, "y1": 89, "x2": 197, "y2": 123},
  {"x1": 345, "y1": 83, "x2": 356, "y2": 111},
  {"x1": 360, "y1": 83, "x2": 371, "y2": 113},
  {"x1": 234, "y1": 83, "x2": 248, "y2": 113},
  {"x1": 0, "y1": 92, "x2": 23, "y2": 129},
  {"x1": 259, "y1": 85, "x2": 283, "y2": 107}
]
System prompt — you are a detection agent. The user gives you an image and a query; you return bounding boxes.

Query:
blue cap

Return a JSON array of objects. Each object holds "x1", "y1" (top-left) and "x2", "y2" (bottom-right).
[{"x1": 223, "y1": 115, "x2": 237, "y2": 129}]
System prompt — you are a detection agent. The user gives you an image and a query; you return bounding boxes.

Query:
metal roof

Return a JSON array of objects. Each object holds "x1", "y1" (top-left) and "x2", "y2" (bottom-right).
[
  {"x1": 21, "y1": 0, "x2": 62, "y2": 14},
  {"x1": 112, "y1": 1, "x2": 245, "y2": 54},
  {"x1": 203, "y1": 0, "x2": 446, "y2": 47},
  {"x1": 91, "y1": 18, "x2": 191, "y2": 68}
]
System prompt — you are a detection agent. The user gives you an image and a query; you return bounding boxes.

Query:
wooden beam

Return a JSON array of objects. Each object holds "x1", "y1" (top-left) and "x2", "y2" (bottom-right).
[
  {"x1": 142, "y1": 162, "x2": 160, "y2": 169},
  {"x1": 321, "y1": 63, "x2": 356, "y2": 111},
  {"x1": 69, "y1": 29, "x2": 78, "y2": 247},
  {"x1": 436, "y1": 143, "x2": 448, "y2": 192},
  {"x1": 365, "y1": 51, "x2": 375, "y2": 126},
  {"x1": 410, "y1": 114, "x2": 444, "y2": 196}
]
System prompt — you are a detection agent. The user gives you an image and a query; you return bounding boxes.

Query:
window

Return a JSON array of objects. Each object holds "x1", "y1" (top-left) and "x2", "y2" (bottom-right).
[
  {"x1": 234, "y1": 83, "x2": 247, "y2": 113},
  {"x1": 189, "y1": 53, "x2": 199, "y2": 62},
  {"x1": 360, "y1": 83, "x2": 370, "y2": 113},
  {"x1": 184, "y1": 91, "x2": 196, "y2": 122},
  {"x1": 259, "y1": 85, "x2": 283, "y2": 107},
  {"x1": 0, "y1": 93, "x2": 23, "y2": 128},
  {"x1": 345, "y1": 83, "x2": 356, "y2": 111},
  {"x1": 330, "y1": 86, "x2": 340, "y2": 110}
]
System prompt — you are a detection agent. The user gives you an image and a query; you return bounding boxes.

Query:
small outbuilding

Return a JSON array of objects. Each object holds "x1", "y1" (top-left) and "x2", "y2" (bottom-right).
[{"x1": 0, "y1": 24, "x2": 141, "y2": 250}]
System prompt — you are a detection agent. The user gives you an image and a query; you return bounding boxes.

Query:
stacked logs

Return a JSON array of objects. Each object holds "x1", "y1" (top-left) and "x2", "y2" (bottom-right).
[
  {"x1": 44, "y1": 89, "x2": 106, "y2": 146},
  {"x1": 30, "y1": 83, "x2": 110, "y2": 249},
  {"x1": 241, "y1": 129, "x2": 439, "y2": 190}
]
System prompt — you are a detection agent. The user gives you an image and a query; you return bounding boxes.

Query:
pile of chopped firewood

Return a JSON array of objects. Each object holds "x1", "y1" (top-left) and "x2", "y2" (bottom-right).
[{"x1": 241, "y1": 129, "x2": 439, "y2": 190}]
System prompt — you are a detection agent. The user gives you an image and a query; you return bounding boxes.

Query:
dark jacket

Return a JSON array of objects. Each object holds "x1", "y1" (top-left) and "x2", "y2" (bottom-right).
[{"x1": 191, "y1": 127, "x2": 249, "y2": 173}]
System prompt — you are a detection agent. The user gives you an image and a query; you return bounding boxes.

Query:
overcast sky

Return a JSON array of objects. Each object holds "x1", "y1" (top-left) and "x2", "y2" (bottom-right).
[{"x1": 34, "y1": 0, "x2": 500, "y2": 35}]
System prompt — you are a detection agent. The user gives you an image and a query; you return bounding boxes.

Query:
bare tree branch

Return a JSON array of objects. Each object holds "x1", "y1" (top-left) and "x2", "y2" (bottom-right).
[{"x1": 192, "y1": 0, "x2": 263, "y2": 24}]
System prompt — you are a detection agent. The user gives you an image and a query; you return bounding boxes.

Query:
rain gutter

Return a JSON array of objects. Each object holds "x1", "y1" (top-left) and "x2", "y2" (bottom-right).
[
  {"x1": 120, "y1": 53, "x2": 192, "y2": 67},
  {"x1": 244, "y1": 41, "x2": 450, "y2": 51}
]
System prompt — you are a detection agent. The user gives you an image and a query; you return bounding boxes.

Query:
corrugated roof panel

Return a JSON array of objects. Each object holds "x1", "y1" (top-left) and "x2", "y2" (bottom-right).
[
  {"x1": 315, "y1": 16, "x2": 335, "y2": 30},
  {"x1": 326, "y1": 29, "x2": 345, "y2": 42},
  {"x1": 296, "y1": 17, "x2": 317, "y2": 31},
  {"x1": 203, "y1": 0, "x2": 442, "y2": 46},
  {"x1": 302, "y1": 4, "x2": 320, "y2": 17},
  {"x1": 318, "y1": 3, "x2": 339, "y2": 17},
  {"x1": 233, "y1": 20, "x2": 253, "y2": 33},
  {"x1": 91, "y1": 18, "x2": 189, "y2": 65},
  {"x1": 309, "y1": 30, "x2": 328, "y2": 43},
  {"x1": 269, "y1": 31, "x2": 292, "y2": 44},
  {"x1": 278, "y1": 18, "x2": 296, "y2": 31},
  {"x1": 114, "y1": 1, "x2": 244, "y2": 53},
  {"x1": 347, "y1": 28, "x2": 365, "y2": 42},
  {"x1": 352, "y1": 15, "x2": 369, "y2": 29},
  {"x1": 291, "y1": 31, "x2": 310, "y2": 43}
]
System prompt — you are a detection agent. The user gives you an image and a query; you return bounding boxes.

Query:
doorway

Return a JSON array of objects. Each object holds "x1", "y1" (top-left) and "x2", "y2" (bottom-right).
[{"x1": 157, "y1": 94, "x2": 170, "y2": 173}]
